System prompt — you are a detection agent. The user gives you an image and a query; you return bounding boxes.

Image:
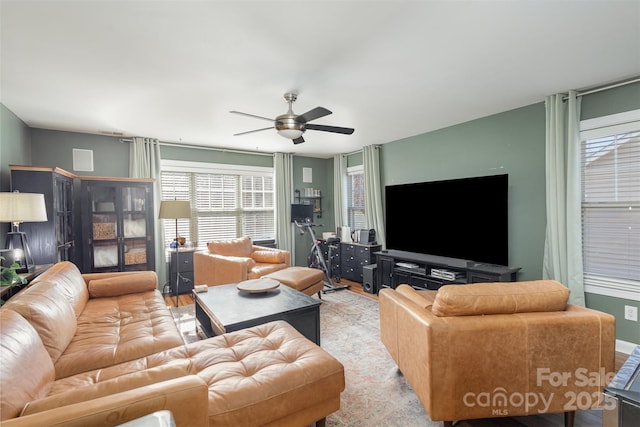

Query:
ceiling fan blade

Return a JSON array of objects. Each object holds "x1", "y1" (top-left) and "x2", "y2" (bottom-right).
[
  {"x1": 305, "y1": 123, "x2": 355, "y2": 135},
  {"x1": 292, "y1": 136, "x2": 305, "y2": 144},
  {"x1": 297, "y1": 107, "x2": 332, "y2": 123},
  {"x1": 234, "y1": 127, "x2": 273, "y2": 136},
  {"x1": 230, "y1": 111, "x2": 274, "y2": 122}
]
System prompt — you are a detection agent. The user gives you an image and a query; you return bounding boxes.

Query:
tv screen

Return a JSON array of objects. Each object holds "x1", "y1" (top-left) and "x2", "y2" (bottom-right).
[
  {"x1": 291, "y1": 203, "x2": 314, "y2": 223},
  {"x1": 384, "y1": 174, "x2": 509, "y2": 266}
]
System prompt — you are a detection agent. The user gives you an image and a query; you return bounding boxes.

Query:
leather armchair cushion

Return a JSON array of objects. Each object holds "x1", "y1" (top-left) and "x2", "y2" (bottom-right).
[
  {"x1": 207, "y1": 236, "x2": 252, "y2": 257},
  {"x1": 431, "y1": 280, "x2": 570, "y2": 317},
  {"x1": 252, "y1": 249, "x2": 286, "y2": 263},
  {"x1": 2, "y1": 282, "x2": 77, "y2": 364},
  {"x1": 88, "y1": 272, "x2": 157, "y2": 298}
]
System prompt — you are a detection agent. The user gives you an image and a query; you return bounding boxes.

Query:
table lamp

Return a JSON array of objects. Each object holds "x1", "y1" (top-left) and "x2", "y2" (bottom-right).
[
  {"x1": 159, "y1": 200, "x2": 191, "y2": 305},
  {"x1": 0, "y1": 191, "x2": 48, "y2": 273}
]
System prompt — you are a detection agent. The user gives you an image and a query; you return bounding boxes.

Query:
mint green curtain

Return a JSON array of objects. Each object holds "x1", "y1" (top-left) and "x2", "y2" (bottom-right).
[
  {"x1": 274, "y1": 153, "x2": 294, "y2": 259},
  {"x1": 129, "y1": 137, "x2": 166, "y2": 289},
  {"x1": 333, "y1": 154, "x2": 347, "y2": 227},
  {"x1": 543, "y1": 91, "x2": 585, "y2": 306},
  {"x1": 363, "y1": 145, "x2": 386, "y2": 248}
]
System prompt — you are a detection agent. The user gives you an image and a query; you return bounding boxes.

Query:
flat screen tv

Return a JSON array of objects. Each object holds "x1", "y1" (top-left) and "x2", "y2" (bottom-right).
[
  {"x1": 384, "y1": 174, "x2": 509, "y2": 266},
  {"x1": 291, "y1": 203, "x2": 314, "y2": 223}
]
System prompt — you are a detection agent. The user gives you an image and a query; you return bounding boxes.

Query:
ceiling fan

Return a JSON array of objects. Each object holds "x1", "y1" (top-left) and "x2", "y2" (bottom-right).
[{"x1": 230, "y1": 92, "x2": 355, "y2": 144}]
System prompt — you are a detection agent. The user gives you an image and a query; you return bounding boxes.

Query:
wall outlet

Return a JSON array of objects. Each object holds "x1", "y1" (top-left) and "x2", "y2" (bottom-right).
[{"x1": 624, "y1": 305, "x2": 638, "y2": 322}]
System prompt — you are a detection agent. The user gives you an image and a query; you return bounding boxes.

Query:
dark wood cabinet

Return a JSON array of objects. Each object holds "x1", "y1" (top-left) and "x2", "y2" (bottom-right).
[
  {"x1": 10, "y1": 166, "x2": 76, "y2": 265},
  {"x1": 339, "y1": 242, "x2": 381, "y2": 283},
  {"x1": 169, "y1": 249, "x2": 195, "y2": 295},
  {"x1": 375, "y1": 249, "x2": 520, "y2": 291},
  {"x1": 80, "y1": 177, "x2": 155, "y2": 273}
]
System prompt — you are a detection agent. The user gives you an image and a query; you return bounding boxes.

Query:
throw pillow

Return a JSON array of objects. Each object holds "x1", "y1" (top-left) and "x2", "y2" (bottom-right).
[
  {"x1": 252, "y1": 250, "x2": 285, "y2": 264},
  {"x1": 88, "y1": 272, "x2": 157, "y2": 298}
]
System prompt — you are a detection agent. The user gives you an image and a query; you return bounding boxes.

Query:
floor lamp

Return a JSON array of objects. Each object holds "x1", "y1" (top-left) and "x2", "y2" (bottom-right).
[
  {"x1": 158, "y1": 200, "x2": 192, "y2": 306},
  {"x1": 0, "y1": 192, "x2": 48, "y2": 273}
]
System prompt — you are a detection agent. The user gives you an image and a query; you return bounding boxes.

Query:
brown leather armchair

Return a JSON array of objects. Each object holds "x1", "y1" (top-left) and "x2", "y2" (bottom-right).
[
  {"x1": 379, "y1": 281, "x2": 616, "y2": 427},
  {"x1": 194, "y1": 236, "x2": 290, "y2": 286}
]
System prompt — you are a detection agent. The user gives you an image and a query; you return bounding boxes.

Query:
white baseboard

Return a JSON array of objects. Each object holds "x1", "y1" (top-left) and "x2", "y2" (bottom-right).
[{"x1": 616, "y1": 339, "x2": 639, "y2": 354}]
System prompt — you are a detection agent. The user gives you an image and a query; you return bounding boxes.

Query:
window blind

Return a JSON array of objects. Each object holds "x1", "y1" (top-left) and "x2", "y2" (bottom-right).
[
  {"x1": 347, "y1": 166, "x2": 366, "y2": 230},
  {"x1": 581, "y1": 115, "x2": 640, "y2": 299},
  {"x1": 160, "y1": 162, "x2": 275, "y2": 249}
]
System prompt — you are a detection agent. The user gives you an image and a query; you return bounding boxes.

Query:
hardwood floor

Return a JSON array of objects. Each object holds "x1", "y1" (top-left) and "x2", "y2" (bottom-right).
[{"x1": 164, "y1": 279, "x2": 628, "y2": 427}]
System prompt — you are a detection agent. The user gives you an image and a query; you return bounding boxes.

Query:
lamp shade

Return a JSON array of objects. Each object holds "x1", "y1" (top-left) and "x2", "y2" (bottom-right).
[
  {"x1": 0, "y1": 192, "x2": 48, "y2": 223},
  {"x1": 158, "y1": 200, "x2": 191, "y2": 219}
]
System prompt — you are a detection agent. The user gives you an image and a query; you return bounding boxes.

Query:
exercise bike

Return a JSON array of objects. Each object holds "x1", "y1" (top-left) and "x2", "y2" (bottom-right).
[{"x1": 294, "y1": 220, "x2": 350, "y2": 293}]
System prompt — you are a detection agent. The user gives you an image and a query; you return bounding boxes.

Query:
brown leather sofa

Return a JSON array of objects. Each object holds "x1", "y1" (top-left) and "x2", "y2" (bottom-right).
[
  {"x1": 194, "y1": 236, "x2": 290, "y2": 286},
  {"x1": 379, "y1": 281, "x2": 616, "y2": 427},
  {"x1": 1, "y1": 261, "x2": 344, "y2": 426}
]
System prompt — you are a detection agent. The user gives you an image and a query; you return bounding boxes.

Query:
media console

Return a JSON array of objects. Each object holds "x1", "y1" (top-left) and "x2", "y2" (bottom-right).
[{"x1": 374, "y1": 249, "x2": 520, "y2": 292}]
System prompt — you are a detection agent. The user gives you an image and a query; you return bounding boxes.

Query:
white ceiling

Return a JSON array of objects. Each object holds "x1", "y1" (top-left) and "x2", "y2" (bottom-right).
[{"x1": 1, "y1": 1, "x2": 639, "y2": 159}]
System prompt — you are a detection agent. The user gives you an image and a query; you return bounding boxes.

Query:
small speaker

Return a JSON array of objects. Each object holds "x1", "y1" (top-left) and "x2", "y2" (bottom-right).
[{"x1": 362, "y1": 264, "x2": 378, "y2": 294}]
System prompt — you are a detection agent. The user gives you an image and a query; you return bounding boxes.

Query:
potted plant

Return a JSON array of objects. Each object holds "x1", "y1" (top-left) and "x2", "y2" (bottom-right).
[{"x1": 1, "y1": 255, "x2": 27, "y2": 288}]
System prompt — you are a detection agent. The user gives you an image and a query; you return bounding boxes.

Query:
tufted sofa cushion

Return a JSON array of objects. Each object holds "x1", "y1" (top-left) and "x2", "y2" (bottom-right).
[
  {"x1": 207, "y1": 236, "x2": 252, "y2": 257},
  {"x1": 431, "y1": 280, "x2": 570, "y2": 316},
  {"x1": 54, "y1": 290, "x2": 184, "y2": 379}
]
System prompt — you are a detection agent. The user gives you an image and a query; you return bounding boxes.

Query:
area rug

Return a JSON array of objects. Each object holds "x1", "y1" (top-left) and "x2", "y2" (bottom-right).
[{"x1": 318, "y1": 290, "x2": 437, "y2": 426}]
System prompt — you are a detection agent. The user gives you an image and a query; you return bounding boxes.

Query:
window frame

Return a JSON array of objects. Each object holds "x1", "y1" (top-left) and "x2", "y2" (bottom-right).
[
  {"x1": 580, "y1": 109, "x2": 640, "y2": 302},
  {"x1": 160, "y1": 160, "x2": 275, "y2": 250}
]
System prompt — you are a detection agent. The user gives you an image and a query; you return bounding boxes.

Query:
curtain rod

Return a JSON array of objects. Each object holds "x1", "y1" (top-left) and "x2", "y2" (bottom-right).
[
  {"x1": 120, "y1": 138, "x2": 273, "y2": 157},
  {"x1": 564, "y1": 76, "x2": 640, "y2": 100},
  {"x1": 343, "y1": 144, "x2": 381, "y2": 157}
]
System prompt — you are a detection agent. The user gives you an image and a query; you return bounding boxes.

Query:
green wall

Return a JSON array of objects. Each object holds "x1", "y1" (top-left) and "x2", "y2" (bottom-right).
[
  {"x1": 380, "y1": 103, "x2": 546, "y2": 282},
  {"x1": 30, "y1": 129, "x2": 129, "y2": 177},
  {"x1": 0, "y1": 104, "x2": 32, "y2": 247},
  {"x1": 1, "y1": 104, "x2": 32, "y2": 190},
  {"x1": 291, "y1": 157, "x2": 334, "y2": 266}
]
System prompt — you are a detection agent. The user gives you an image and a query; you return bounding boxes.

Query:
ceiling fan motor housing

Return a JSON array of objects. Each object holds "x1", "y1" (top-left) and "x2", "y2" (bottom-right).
[{"x1": 275, "y1": 115, "x2": 305, "y2": 133}]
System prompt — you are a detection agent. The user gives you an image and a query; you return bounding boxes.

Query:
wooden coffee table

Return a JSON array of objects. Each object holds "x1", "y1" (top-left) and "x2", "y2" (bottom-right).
[{"x1": 194, "y1": 282, "x2": 322, "y2": 345}]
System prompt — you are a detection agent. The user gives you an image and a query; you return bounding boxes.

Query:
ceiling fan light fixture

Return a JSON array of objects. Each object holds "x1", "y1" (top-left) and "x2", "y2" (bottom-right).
[
  {"x1": 275, "y1": 115, "x2": 304, "y2": 139},
  {"x1": 277, "y1": 128, "x2": 304, "y2": 139}
]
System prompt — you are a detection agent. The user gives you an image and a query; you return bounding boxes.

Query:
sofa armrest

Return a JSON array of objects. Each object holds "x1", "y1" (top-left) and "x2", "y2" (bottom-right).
[
  {"x1": 3, "y1": 376, "x2": 209, "y2": 427},
  {"x1": 194, "y1": 251, "x2": 255, "y2": 286}
]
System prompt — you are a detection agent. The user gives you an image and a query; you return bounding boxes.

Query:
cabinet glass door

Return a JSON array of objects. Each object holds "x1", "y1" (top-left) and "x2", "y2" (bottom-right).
[
  {"x1": 121, "y1": 185, "x2": 149, "y2": 271},
  {"x1": 91, "y1": 185, "x2": 119, "y2": 270}
]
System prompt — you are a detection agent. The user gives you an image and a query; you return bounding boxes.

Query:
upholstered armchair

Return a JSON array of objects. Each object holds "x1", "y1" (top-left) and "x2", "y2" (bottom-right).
[
  {"x1": 379, "y1": 281, "x2": 616, "y2": 427},
  {"x1": 193, "y1": 236, "x2": 290, "y2": 286}
]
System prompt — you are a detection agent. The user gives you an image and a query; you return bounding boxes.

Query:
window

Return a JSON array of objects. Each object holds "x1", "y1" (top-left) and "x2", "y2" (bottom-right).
[
  {"x1": 346, "y1": 165, "x2": 366, "y2": 230},
  {"x1": 161, "y1": 160, "x2": 275, "y2": 249},
  {"x1": 580, "y1": 110, "x2": 640, "y2": 301}
]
